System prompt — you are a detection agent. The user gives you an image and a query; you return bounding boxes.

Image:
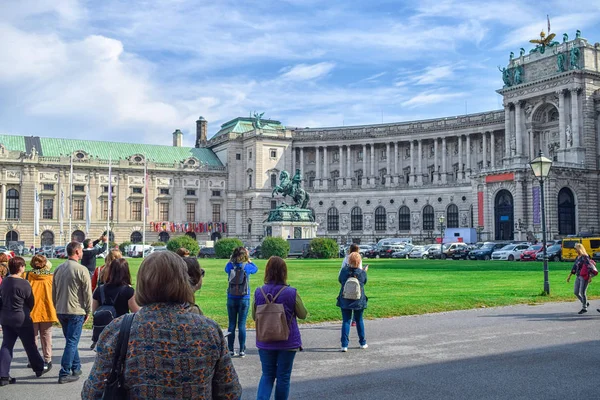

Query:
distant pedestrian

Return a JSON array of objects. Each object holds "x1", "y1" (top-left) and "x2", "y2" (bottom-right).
[
  {"x1": 225, "y1": 247, "x2": 258, "y2": 357},
  {"x1": 339, "y1": 244, "x2": 367, "y2": 272},
  {"x1": 53, "y1": 241, "x2": 92, "y2": 384},
  {"x1": 253, "y1": 256, "x2": 307, "y2": 400},
  {"x1": 81, "y1": 235, "x2": 108, "y2": 277},
  {"x1": 337, "y1": 252, "x2": 368, "y2": 352},
  {"x1": 0, "y1": 257, "x2": 49, "y2": 386},
  {"x1": 91, "y1": 249, "x2": 122, "y2": 292},
  {"x1": 26, "y1": 255, "x2": 58, "y2": 371},
  {"x1": 567, "y1": 243, "x2": 593, "y2": 314}
]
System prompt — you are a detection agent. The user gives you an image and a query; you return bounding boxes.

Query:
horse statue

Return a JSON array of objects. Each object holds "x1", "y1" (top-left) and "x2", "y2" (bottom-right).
[{"x1": 271, "y1": 169, "x2": 310, "y2": 209}]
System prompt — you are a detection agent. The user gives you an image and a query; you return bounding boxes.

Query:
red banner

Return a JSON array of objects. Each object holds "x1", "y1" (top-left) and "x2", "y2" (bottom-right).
[{"x1": 477, "y1": 191, "x2": 484, "y2": 227}]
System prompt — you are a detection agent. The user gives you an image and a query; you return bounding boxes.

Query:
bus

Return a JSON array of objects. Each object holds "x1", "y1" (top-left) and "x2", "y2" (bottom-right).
[{"x1": 561, "y1": 237, "x2": 600, "y2": 262}]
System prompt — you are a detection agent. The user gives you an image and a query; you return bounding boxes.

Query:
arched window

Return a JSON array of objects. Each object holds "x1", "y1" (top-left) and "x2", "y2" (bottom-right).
[
  {"x1": 158, "y1": 231, "x2": 170, "y2": 243},
  {"x1": 375, "y1": 206, "x2": 386, "y2": 231},
  {"x1": 423, "y1": 205, "x2": 434, "y2": 230},
  {"x1": 270, "y1": 173, "x2": 277, "y2": 188},
  {"x1": 351, "y1": 207, "x2": 363, "y2": 231},
  {"x1": 41, "y1": 230, "x2": 54, "y2": 246},
  {"x1": 447, "y1": 204, "x2": 459, "y2": 228},
  {"x1": 327, "y1": 207, "x2": 339, "y2": 231},
  {"x1": 130, "y1": 231, "x2": 143, "y2": 243},
  {"x1": 558, "y1": 187, "x2": 576, "y2": 235},
  {"x1": 71, "y1": 230, "x2": 85, "y2": 243},
  {"x1": 5, "y1": 230, "x2": 18, "y2": 246},
  {"x1": 185, "y1": 231, "x2": 197, "y2": 240},
  {"x1": 6, "y1": 189, "x2": 19, "y2": 220},
  {"x1": 398, "y1": 206, "x2": 411, "y2": 231}
]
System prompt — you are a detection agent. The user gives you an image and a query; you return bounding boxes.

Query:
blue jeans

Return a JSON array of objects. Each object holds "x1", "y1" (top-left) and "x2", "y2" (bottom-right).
[
  {"x1": 57, "y1": 314, "x2": 85, "y2": 377},
  {"x1": 341, "y1": 308, "x2": 366, "y2": 348},
  {"x1": 257, "y1": 349, "x2": 297, "y2": 400},
  {"x1": 227, "y1": 297, "x2": 249, "y2": 352}
]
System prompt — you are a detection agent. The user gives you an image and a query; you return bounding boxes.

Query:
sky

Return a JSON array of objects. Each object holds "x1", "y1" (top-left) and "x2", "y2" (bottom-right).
[{"x1": 1, "y1": 0, "x2": 599, "y2": 146}]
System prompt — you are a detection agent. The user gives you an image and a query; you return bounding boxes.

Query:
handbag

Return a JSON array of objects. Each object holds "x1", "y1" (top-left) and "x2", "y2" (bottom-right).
[{"x1": 102, "y1": 313, "x2": 135, "y2": 400}]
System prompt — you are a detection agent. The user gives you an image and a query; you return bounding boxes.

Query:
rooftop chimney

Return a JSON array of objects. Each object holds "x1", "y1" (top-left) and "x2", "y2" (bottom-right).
[
  {"x1": 196, "y1": 116, "x2": 207, "y2": 148},
  {"x1": 173, "y1": 129, "x2": 183, "y2": 147}
]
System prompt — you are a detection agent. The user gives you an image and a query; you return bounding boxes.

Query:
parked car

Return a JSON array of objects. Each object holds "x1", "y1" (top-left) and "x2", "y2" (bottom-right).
[
  {"x1": 593, "y1": 251, "x2": 600, "y2": 262},
  {"x1": 380, "y1": 244, "x2": 407, "y2": 258},
  {"x1": 54, "y1": 246, "x2": 67, "y2": 258},
  {"x1": 441, "y1": 243, "x2": 470, "y2": 259},
  {"x1": 451, "y1": 247, "x2": 470, "y2": 260},
  {"x1": 491, "y1": 243, "x2": 530, "y2": 261},
  {"x1": 249, "y1": 246, "x2": 261, "y2": 259},
  {"x1": 409, "y1": 245, "x2": 430, "y2": 259},
  {"x1": 535, "y1": 244, "x2": 562, "y2": 262},
  {"x1": 468, "y1": 242, "x2": 509, "y2": 260},
  {"x1": 198, "y1": 247, "x2": 216, "y2": 258},
  {"x1": 392, "y1": 245, "x2": 414, "y2": 259},
  {"x1": 357, "y1": 245, "x2": 373, "y2": 257},
  {"x1": 520, "y1": 244, "x2": 544, "y2": 261},
  {"x1": 363, "y1": 246, "x2": 379, "y2": 258}
]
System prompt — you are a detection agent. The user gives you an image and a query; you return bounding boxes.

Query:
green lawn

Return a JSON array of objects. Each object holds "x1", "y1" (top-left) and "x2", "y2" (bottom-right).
[{"x1": 50, "y1": 257, "x2": 596, "y2": 328}]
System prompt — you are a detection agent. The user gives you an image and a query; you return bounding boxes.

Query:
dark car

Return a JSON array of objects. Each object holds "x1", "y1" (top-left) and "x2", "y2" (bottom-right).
[
  {"x1": 198, "y1": 247, "x2": 216, "y2": 258},
  {"x1": 451, "y1": 247, "x2": 471, "y2": 260},
  {"x1": 363, "y1": 247, "x2": 378, "y2": 258},
  {"x1": 536, "y1": 244, "x2": 562, "y2": 262},
  {"x1": 593, "y1": 251, "x2": 600, "y2": 262},
  {"x1": 468, "y1": 242, "x2": 509, "y2": 260},
  {"x1": 54, "y1": 246, "x2": 67, "y2": 258},
  {"x1": 379, "y1": 244, "x2": 406, "y2": 258},
  {"x1": 249, "y1": 246, "x2": 261, "y2": 259}
]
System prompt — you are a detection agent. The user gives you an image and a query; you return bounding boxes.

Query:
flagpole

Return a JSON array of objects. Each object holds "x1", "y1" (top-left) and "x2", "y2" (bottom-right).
[
  {"x1": 33, "y1": 188, "x2": 37, "y2": 253},
  {"x1": 107, "y1": 154, "x2": 112, "y2": 245},
  {"x1": 142, "y1": 157, "x2": 148, "y2": 257},
  {"x1": 69, "y1": 154, "x2": 73, "y2": 243}
]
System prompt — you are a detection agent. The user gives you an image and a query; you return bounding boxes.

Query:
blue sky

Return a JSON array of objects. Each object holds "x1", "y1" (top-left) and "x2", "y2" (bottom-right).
[{"x1": 1, "y1": 0, "x2": 599, "y2": 146}]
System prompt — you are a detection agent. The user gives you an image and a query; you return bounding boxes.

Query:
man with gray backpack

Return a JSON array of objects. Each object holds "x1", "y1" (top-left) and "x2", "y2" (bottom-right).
[{"x1": 337, "y1": 252, "x2": 368, "y2": 352}]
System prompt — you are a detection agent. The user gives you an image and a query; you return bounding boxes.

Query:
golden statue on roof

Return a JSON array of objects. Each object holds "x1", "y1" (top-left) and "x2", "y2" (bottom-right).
[{"x1": 529, "y1": 30, "x2": 556, "y2": 47}]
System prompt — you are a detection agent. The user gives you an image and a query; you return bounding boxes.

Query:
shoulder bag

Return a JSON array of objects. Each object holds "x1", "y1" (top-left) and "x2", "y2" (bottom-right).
[{"x1": 102, "y1": 313, "x2": 135, "y2": 400}]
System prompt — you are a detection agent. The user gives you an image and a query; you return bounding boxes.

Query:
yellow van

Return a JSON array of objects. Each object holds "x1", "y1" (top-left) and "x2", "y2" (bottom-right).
[{"x1": 561, "y1": 237, "x2": 600, "y2": 262}]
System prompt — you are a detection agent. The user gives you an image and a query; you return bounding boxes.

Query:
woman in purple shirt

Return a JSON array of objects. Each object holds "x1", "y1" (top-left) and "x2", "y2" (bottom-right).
[{"x1": 253, "y1": 256, "x2": 308, "y2": 400}]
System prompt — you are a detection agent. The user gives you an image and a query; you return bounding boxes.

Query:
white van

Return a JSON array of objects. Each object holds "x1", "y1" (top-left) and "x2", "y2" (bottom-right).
[{"x1": 128, "y1": 244, "x2": 153, "y2": 258}]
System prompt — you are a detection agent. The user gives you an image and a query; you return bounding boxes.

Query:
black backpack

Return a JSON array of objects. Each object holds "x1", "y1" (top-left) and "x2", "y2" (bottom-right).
[
  {"x1": 228, "y1": 265, "x2": 249, "y2": 296},
  {"x1": 92, "y1": 286, "x2": 123, "y2": 342}
]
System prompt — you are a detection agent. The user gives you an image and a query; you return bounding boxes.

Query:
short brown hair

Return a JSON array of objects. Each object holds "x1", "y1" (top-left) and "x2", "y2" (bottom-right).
[
  {"x1": 176, "y1": 247, "x2": 190, "y2": 257},
  {"x1": 31, "y1": 254, "x2": 48, "y2": 270},
  {"x1": 0, "y1": 253, "x2": 9, "y2": 264},
  {"x1": 264, "y1": 256, "x2": 287, "y2": 284},
  {"x1": 8, "y1": 257, "x2": 26, "y2": 275},
  {"x1": 349, "y1": 244, "x2": 360, "y2": 254},
  {"x1": 135, "y1": 251, "x2": 194, "y2": 306},
  {"x1": 183, "y1": 257, "x2": 204, "y2": 287},
  {"x1": 106, "y1": 258, "x2": 132, "y2": 286},
  {"x1": 348, "y1": 252, "x2": 361, "y2": 268},
  {"x1": 67, "y1": 241, "x2": 82, "y2": 256}
]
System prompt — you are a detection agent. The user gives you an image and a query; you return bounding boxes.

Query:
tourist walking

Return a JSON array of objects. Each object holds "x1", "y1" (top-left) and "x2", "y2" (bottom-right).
[
  {"x1": 0, "y1": 257, "x2": 48, "y2": 386},
  {"x1": 225, "y1": 246, "x2": 258, "y2": 357},
  {"x1": 253, "y1": 256, "x2": 308, "y2": 400},
  {"x1": 337, "y1": 252, "x2": 368, "y2": 352},
  {"x1": 81, "y1": 235, "x2": 108, "y2": 277},
  {"x1": 567, "y1": 243, "x2": 595, "y2": 314},
  {"x1": 53, "y1": 241, "x2": 92, "y2": 384},
  {"x1": 26, "y1": 255, "x2": 58, "y2": 370},
  {"x1": 90, "y1": 258, "x2": 140, "y2": 349},
  {"x1": 91, "y1": 249, "x2": 122, "y2": 292},
  {"x1": 82, "y1": 251, "x2": 242, "y2": 399}
]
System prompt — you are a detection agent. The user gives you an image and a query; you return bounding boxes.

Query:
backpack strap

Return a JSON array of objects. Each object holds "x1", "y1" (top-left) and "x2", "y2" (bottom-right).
[
  {"x1": 99, "y1": 285, "x2": 106, "y2": 305},
  {"x1": 111, "y1": 313, "x2": 135, "y2": 380},
  {"x1": 271, "y1": 285, "x2": 288, "y2": 302}
]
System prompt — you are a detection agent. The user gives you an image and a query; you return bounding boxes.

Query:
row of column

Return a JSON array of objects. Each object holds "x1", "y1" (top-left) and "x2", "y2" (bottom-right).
[
  {"x1": 0, "y1": 184, "x2": 5, "y2": 220},
  {"x1": 294, "y1": 133, "x2": 500, "y2": 187}
]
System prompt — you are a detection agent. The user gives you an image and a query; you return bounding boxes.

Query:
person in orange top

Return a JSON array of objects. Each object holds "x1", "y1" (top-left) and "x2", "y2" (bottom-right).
[
  {"x1": 26, "y1": 255, "x2": 58, "y2": 370},
  {"x1": 91, "y1": 249, "x2": 122, "y2": 292}
]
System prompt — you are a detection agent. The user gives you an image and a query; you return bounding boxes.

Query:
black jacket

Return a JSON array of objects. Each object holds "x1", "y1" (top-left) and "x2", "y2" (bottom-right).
[{"x1": 81, "y1": 240, "x2": 107, "y2": 274}]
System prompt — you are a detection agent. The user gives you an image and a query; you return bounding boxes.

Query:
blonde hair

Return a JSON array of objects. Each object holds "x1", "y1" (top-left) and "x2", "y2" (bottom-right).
[
  {"x1": 135, "y1": 251, "x2": 194, "y2": 306},
  {"x1": 100, "y1": 249, "x2": 123, "y2": 282},
  {"x1": 348, "y1": 252, "x2": 361, "y2": 269},
  {"x1": 574, "y1": 243, "x2": 588, "y2": 257}
]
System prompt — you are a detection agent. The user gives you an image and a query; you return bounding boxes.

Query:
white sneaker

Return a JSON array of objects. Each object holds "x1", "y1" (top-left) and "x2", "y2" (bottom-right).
[
  {"x1": 360, "y1": 344, "x2": 368, "y2": 349},
  {"x1": 340, "y1": 347, "x2": 348, "y2": 352}
]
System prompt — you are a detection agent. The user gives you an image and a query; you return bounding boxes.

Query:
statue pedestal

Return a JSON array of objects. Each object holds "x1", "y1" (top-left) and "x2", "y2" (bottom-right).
[{"x1": 265, "y1": 221, "x2": 318, "y2": 240}]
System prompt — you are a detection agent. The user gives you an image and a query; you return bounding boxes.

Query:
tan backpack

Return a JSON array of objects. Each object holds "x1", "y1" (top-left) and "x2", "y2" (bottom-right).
[{"x1": 255, "y1": 286, "x2": 290, "y2": 342}]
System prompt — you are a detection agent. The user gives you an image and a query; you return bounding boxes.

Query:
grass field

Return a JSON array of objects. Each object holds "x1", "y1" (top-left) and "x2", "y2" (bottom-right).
[{"x1": 50, "y1": 257, "x2": 598, "y2": 328}]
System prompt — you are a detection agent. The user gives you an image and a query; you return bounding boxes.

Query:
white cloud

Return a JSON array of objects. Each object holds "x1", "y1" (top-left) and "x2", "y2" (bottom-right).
[
  {"x1": 402, "y1": 91, "x2": 465, "y2": 108},
  {"x1": 279, "y1": 62, "x2": 336, "y2": 81},
  {"x1": 414, "y1": 65, "x2": 454, "y2": 85}
]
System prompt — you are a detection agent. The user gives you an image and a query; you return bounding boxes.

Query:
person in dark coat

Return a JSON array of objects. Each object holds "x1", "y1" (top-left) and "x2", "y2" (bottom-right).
[
  {"x1": 81, "y1": 235, "x2": 108, "y2": 276},
  {"x1": 337, "y1": 252, "x2": 368, "y2": 352}
]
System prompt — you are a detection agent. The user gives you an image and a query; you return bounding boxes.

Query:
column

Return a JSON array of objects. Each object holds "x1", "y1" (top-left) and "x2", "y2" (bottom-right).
[
  {"x1": 490, "y1": 131, "x2": 495, "y2": 167},
  {"x1": 370, "y1": 143, "x2": 375, "y2": 186},
  {"x1": 529, "y1": 128, "x2": 535, "y2": 159},
  {"x1": 394, "y1": 142, "x2": 399, "y2": 176},
  {"x1": 417, "y1": 140, "x2": 423, "y2": 185},
  {"x1": 409, "y1": 141, "x2": 415, "y2": 186},
  {"x1": 466, "y1": 134, "x2": 471, "y2": 172},
  {"x1": 433, "y1": 139, "x2": 438, "y2": 183},
  {"x1": 457, "y1": 136, "x2": 463, "y2": 180},
  {"x1": 1, "y1": 184, "x2": 5, "y2": 220},
  {"x1": 558, "y1": 90, "x2": 566, "y2": 151},
  {"x1": 346, "y1": 145, "x2": 351, "y2": 186},
  {"x1": 482, "y1": 132, "x2": 487, "y2": 169},
  {"x1": 441, "y1": 137, "x2": 447, "y2": 183},
  {"x1": 299, "y1": 148, "x2": 304, "y2": 178},
  {"x1": 338, "y1": 145, "x2": 343, "y2": 187},
  {"x1": 504, "y1": 103, "x2": 511, "y2": 159},
  {"x1": 323, "y1": 146, "x2": 328, "y2": 189},
  {"x1": 362, "y1": 144, "x2": 367, "y2": 186},
  {"x1": 315, "y1": 147, "x2": 320, "y2": 187},
  {"x1": 292, "y1": 147, "x2": 296, "y2": 172},
  {"x1": 515, "y1": 101, "x2": 523, "y2": 156},
  {"x1": 386, "y1": 142, "x2": 391, "y2": 187},
  {"x1": 571, "y1": 88, "x2": 580, "y2": 147}
]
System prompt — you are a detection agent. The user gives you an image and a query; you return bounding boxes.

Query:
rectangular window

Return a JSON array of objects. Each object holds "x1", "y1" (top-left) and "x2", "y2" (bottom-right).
[
  {"x1": 102, "y1": 186, "x2": 114, "y2": 193},
  {"x1": 212, "y1": 204, "x2": 221, "y2": 222},
  {"x1": 333, "y1": 152, "x2": 339, "y2": 162},
  {"x1": 211, "y1": 190, "x2": 221, "y2": 197},
  {"x1": 102, "y1": 200, "x2": 114, "y2": 220},
  {"x1": 357, "y1": 150, "x2": 363, "y2": 161},
  {"x1": 186, "y1": 189, "x2": 196, "y2": 196},
  {"x1": 249, "y1": 199, "x2": 252, "y2": 209},
  {"x1": 271, "y1": 200, "x2": 277, "y2": 209},
  {"x1": 249, "y1": 150, "x2": 252, "y2": 160},
  {"x1": 270, "y1": 174, "x2": 277, "y2": 188},
  {"x1": 132, "y1": 187, "x2": 142, "y2": 194},
  {"x1": 160, "y1": 188, "x2": 170, "y2": 195},
  {"x1": 248, "y1": 174, "x2": 252, "y2": 188},
  {"x1": 186, "y1": 203, "x2": 195, "y2": 222},
  {"x1": 381, "y1": 150, "x2": 387, "y2": 160},
  {"x1": 236, "y1": 153, "x2": 241, "y2": 160},
  {"x1": 73, "y1": 199, "x2": 84, "y2": 220},
  {"x1": 159, "y1": 203, "x2": 169, "y2": 220},
  {"x1": 43, "y1": 183, "x2": 54, "y2": 191},
  {"x1": 270, "y1": 149, "x2": 277, "y2": 158},
  {"x1": 42, "y1": 199, "x2": 53, "y2": 219},
  {"x1": 131, "y1": 201, "x2": 142, "y2": 221},
  {"x1": 73, "y1": 185, "x2": 85, "y2": 192},
  {"x1": 248, "y1": 224, "x2": 252, "y2": 234}
]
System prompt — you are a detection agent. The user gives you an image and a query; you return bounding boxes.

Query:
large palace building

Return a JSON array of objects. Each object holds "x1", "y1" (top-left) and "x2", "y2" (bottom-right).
[{"x1": 1, "y1": 32, "x2": 599, "y2": 247}]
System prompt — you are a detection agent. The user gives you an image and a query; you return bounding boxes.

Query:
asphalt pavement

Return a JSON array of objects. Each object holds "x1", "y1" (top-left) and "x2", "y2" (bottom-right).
[{"x1": 1, "y1": 301, "x2": 599, "y2": 400}]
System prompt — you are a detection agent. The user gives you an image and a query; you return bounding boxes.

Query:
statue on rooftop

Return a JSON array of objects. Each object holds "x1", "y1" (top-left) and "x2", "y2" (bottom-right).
[
  {"x1": 570, "y1": 46, "x2": 580, "y2": 70},
  {"x1": 520, "y1": 48, "x2": 525, "y2": 57},
  {"x1": 253, "y1": 111, "x2": 265, "y2": 129},
  {"x1": 563, "y1": 33, "x2": 568, "y2": 43},
  {"x1": 576, "y1": 30, "x2": 581, "y2": 39},
  {"x1": 498, "y1": 66, "x2": 511, "y2": 86},
  {"x1": 513, "y1": 65, "x2": 523, "y2": 85},
  {"x1": 557, "y1": 52, "x2": 566, "y2": 72}
]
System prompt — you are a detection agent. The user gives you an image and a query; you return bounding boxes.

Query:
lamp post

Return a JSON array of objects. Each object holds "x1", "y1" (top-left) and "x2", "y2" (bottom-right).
[
  {"x1": 529, "y1": 150, "x2": 553, "y2": 294},
  {"x1": 438, "y1": 215, "x2": 446, "y2": 245}
]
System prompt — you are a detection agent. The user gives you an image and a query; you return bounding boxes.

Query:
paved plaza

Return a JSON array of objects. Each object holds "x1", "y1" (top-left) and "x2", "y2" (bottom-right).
[{"x1": 1, "y1": 301, "x2": 599, "y2": 400}]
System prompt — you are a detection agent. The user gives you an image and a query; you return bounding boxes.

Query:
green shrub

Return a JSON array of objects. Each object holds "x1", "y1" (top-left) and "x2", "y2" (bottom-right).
[
  {"x1": 309, "y1": 238, "x2": 339, "y2": 259},
  {"x1": 119, "y1": 241, "x2": 132, "y2": 254},
  {"x1": 261, "y1": 237, "x2": 290, "y2": 259},
  {"x1": 151, "y1": 241, "x2": 166, "y2": 247},
  {"x1": 214, "y1": 238, "x2": 244, "y2": 259},
  {"x1": 167, "y1": 235, "x2": 200, "y2": 256}
]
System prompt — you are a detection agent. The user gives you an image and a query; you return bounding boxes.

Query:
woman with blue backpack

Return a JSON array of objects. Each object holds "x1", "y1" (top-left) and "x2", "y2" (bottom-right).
[
  {"x1": 337, "y1": 252, "x2": 368, "y2": 352},
  {"x1": 225, "y1": 247, "x2": 258, "y2": 357}
]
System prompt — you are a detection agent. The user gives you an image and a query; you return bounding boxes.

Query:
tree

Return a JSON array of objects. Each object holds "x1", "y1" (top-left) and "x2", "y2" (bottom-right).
[
  {"x1": 309, "y1": 238, "x2": 339, "y2": 259},
  {"x1": 119, "y1": 241, "x2": 132, "y2": 254},
  {"x1": 167, "y1": 235, "x2": 200, "y2": 256},
  {"x1": 261, "y1": 237, "x2": 290, "y2": 259},
  {"x1": 214, "y1": 238, "x2": 244, "y2": 259}
]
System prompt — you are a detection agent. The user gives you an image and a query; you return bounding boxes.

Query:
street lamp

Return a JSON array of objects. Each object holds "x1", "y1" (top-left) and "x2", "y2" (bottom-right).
[
  {"x1": 529, "y1": 150, "x2": 553, "y2": 294},
  {"x1": 438, "y1": 215, "x2": 446, "y2": 245}
]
